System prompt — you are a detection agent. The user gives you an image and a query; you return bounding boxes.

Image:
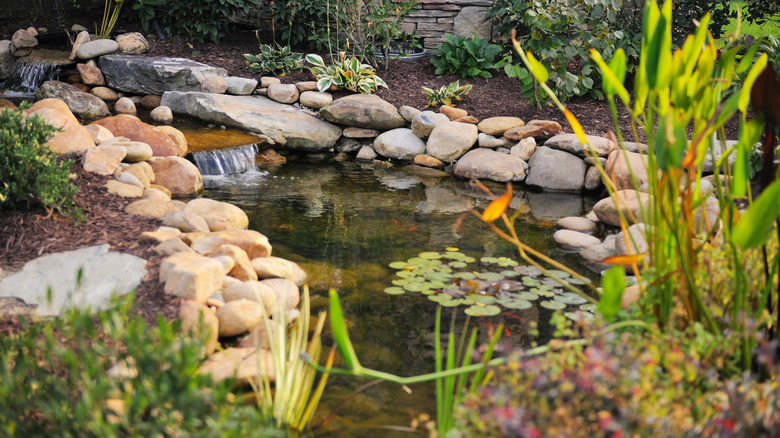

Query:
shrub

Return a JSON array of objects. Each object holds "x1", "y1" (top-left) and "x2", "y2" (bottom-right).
[
  {"x1": 742, "y1": 0, "x2": 780, "y2": 26},
  {"x1": 0, "y1": 105, "x2": 80, "y2": 219},
  {"x1": 670, "y1": 0, "x2": 734, "y2": 43},
  {"x1": 431, "y1": 33, "x2": 503, "y2": 79},
  {"x1": 266, "y1": 0, "x2": 331, "y2": 50},
  {"x1": 306, "y1": 52, "x2": 388, "y2": 94},
  {"x1": 422, "y1": 81, "x2": 473, "y2": 107},
  {"x1": 244, "y1": 43, "x2": 305, "y2": 76}
]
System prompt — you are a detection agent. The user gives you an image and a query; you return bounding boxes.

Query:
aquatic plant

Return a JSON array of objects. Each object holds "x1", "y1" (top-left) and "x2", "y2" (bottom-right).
[{"x1": 97, "y1": 0, "x2": 124, "y2": 39}]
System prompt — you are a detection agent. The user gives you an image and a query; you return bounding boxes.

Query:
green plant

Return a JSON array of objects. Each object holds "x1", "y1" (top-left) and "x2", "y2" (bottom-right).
[
  {"x1": 430, "y1": 33, "x2": 503, "y2": 79},
  {"x1": 267, "y1": 0, "x2": 331, "y2": 50},
  {"x1": 742, "y1": 0, "x2": 780, "y2": 26},
  {"x1": 244, "y1": 43, "x2": 305, "y2": 77},
  {"x1": 422, "y1": 81, "x2": 473, "y2": 107},
  {"x1": 98, "y1": 0, "x2": 124, "y2": 39},
  {"x1": 669, "y1": 0, "x2": 735, "y2": 43},
  {"x1": 0, "y1": 105, "x2": 80, "y2": 219},
  {"x1": 306, "y1": 52, "x2": 388, "y2": 94}
]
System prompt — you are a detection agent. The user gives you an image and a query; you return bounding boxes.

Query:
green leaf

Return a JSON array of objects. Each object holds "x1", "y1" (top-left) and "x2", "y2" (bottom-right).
[
  {"x1": 597, "y1": 266, "x2": 625, "y2": 320},
  {"x1": 328, "y1": 289, "x2": 362, "y2": 372},
  {"x1": 733, "y1": 179, "x2": 780, "y2": 249},
  {"x1": 739, "y1": 54, "x2": 768, "y2": 113},
  {"x1": 526, "y1": 51, "x2": 549, "y2": 84}
]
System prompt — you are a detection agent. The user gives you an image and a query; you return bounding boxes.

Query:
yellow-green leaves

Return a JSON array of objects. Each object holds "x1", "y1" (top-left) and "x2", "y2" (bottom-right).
[
  {"x1": 328, "y1": 289, "x2": 362, "y2": 372},
  {"x1": 564, "y1": 109, "x2": 587, "y2": 146},
  {"x1": 644, "y1": 0, "x2": 673, "y2": 91},
  {"x1": 591, "y1": 48, "x2": 629, "y2": 105},
  {"x1": 482, "y1": 183, "x2": 512, "y2": 222},
  {"x1": 525, "y1": 51, "x2": 549, "y2": 84},
  {"x1": 733, "y1": 179, "x2": 780, "y2": 249},
  {"x1": 654, "y1": 111, "x2": 687, "y2": 170},
  {"x1": 739, "y1": 53, "x2": 768, "y2": 113},
  {"x1": 597, "y1": 266, "x2": 626, "y2": 321}
]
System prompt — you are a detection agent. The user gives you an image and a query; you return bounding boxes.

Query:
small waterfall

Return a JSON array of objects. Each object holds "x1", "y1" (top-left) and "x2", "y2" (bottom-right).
[
  {"x1": 1, "y1": 60, "x2": 61, "y2": 98},
  {"x1": 190, "y1": 143, "x2": 260, "y2": 176}
]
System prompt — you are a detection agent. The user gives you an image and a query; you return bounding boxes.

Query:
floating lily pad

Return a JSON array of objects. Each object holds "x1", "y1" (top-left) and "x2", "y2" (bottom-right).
[
  {"x1": 516, "y1": 291, "x2": 540, "y2": 301},
  {"x1": 384, "y1": 287, "x2": 405, "y2": 295},
  {"x1": 540, "y1": 300, "x2": 567, "y2": 310},
  {"x1": 424, "y1": 272, "x2": 453, "y2": 282},
  {"x1": 428, "y1": 294, "x2": 452, "y2": 303},
  {"x1": 408, "y1": 257, "x2": 441, "y2": 267},
  {"x1": 565, "y1": 311, "x2": 594, "y2": 321},
  {"x1": 478, "y1": 272, "x2": 505, "y2": 281},
  {"x1": 427, "y1": 280, "x2": 447, "y2": 289},
  {"x1": 462, "y1": 256, "x2": 477, "y2": 263},
  {"x1": 453, "y1": 272, "x2": 477, "y2": 280},
  {"x1": 500, "y1": 299, "x2": 533, "y2": 310},
  {"x1": 480, "y1": 257, "x2": 499, "y2": 264},
  {"x1": 392, "y1": 279, "x2": 407, "y2": 286},
  {"x1": 449, "y1": 261, "x2": 468, "y2": 268},
  {"x1": 497, "y1": 257, "x2": 518, "y2": 267},
  {"x1": 580, "y1": 303, "x2": 597, "y2": 312},
  {"x1": 472, "y1": 295, "x2": 498, "y2": 304},
  {"x1": 419, "y1": 251, "x2": 442, "y2": 259},
  {"x1": 547, "y1": 269, "x2": 571, "y2": 278},
  {"x1": 567, "y1": 277, "x2": 591, "y2": 285},
  {"x1": 465, "y1": 304, "x2": 501, "y2": 316},
  {"x1": 443, "y1": 251, "x2": 466, "y2": 260},
  {"x1": 389, "y1": 261, "x2": 411, "y2": 270},
  {"x1": 554, "y1": 292, "x2": 589, "y2": 305},
  {"x1": 522, "y1": 277, "x2": 541, "y2": 287},
  {"x1": 396, "y1": 271, "x2": 416, "y2": 278},
  {"x1": 439, "y1": 299, "x2": 464, "y2": 307},
  {"x1": 500, "y1": 270, "x2": 519, "y2": 278},
  {"x1": 529, "y1": 288, "x2": 555, "y2": 297},
  {"x1": 404, "y1": 283, "x2": 426, "y2": 292},
  {"x1": 541, "y1": 277, "x2": 563, "y2": 287},
  {"x1": 421, "y1": 289, "x2": 437, "y2": 295},
  {"x1": 515, "y1": 265, "x2": 543, "y2": 277}
]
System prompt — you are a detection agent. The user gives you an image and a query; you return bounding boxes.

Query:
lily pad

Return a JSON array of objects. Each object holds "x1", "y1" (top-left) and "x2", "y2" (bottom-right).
[
  {"x1": 500, "y1": 270, "x2": 519, "y2": 278},
  {"x1": 515, "y1": 265, "x2": 543, "y2": 277},
  {"x1": 392, "y1": 279, "x2": 408, "y2": 286},
  {"x1": 580, "y1": 303, "x2": 597, "y2": 312},
  {"x1": 443, "y1": 251, "x2": 467, "y2": 260},
  {"x1": 428, "y1": 294, "x2": 452, "y2": 303},
  {"x1": 449, "y1": 261, "x2": 468, "y2": 269},
  {"x1": 384, "y1": 287, "x2": 405, "y2": 295},
  {"x1": 567, "y1": 277, "x2": 591, "y2": 285},
  {"x1": 529, "y1": 288, "x2": 555, "y2": 297},
  {"x1": 465, "y1": 304, "x2": 501, "y2": 316},
  {"x1": 439, "y1": 299, "x2": 465, "y2": 307},
  {"x1": 497, "y1": 257, "x2": 518, "y2": 267},
  {"x1": 502, "y1": 299, "x2": 533, "y2": 310},
  {"x1": 547, "y1": 269, "x2": 571, "y2": 278},
  {"x1": 478, "y1": 272, "x2": 505, "y2": 281},
  {"x1": 516, "y1": 292, "x2": 540, "y2": 301},
  {"x1": 480, "y1": 257, "x2": 499, "y2": 264},
  {"x1": 565, "y1": 311, "x2": 594, "y2": 321},
  {"x1": 404, "y1": 283, "x2": 427, "y2": 292},
  {"x1": 540, "y1": 300, "x2": 567, "y2": 310},
  {"x1": 396, "y1": 271, "x2": 416, "y2": 278},
  {"x1": 472, "y1": 295, "x2": 498, "y2": 304},
  {"x1": 462, "y1": 256, "x2": 477, "y2": 263},
  {"x1": 453, "y1": 272, "x2": 477, "y2": 280},
  {"x1": 420, "y1": 251, "x2": 442, "y2": 259},
  {"x1": 389, "y1": 261, "x2": 411, "y2": 270},
  {"x1": 424, "y1": 272, "x2": 453, "y2": 282},
  {"x1": 554, "y1": 292, "x2": 589, "y2": 305}
]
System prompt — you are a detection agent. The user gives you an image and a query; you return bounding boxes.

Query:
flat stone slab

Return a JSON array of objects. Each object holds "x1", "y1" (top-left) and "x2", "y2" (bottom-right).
[
  {"x1": 100, "y1": 55, "x2": 228, "y2": 95},
  {"x1": 0, "y1": 244, "x2": 146, "y2": 316},
  {"x1": 161, "y1": 91, "x2": 342, "y2": 151}
]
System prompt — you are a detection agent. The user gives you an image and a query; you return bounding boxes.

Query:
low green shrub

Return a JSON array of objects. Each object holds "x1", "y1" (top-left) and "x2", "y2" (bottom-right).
[
  {"x1": 422, "y1": 81, "x2": 473, "y2": 107},
  {"x1": 430, "y1": 33, "x2": 503, "y2": 79},
  {"x1": 244, "y1": 43, "x2": 305, "y2": 77},
  {"x1": 306, "y1": 52, "x2": 388, "y2": 94},
  {"x1": 0, "y1": 105, "x2": 80, "y2": 219}
]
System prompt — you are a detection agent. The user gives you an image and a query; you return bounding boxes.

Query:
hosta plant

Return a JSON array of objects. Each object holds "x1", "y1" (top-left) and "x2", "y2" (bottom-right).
[
  {"x1": 244, "y1": 43, "x2": 305, "y2": 77},
  {"x1": 305, "y1": 52, "x2": 388, "y2": 94},
  {"x1": 431, "y1": 33, "x2": 503, "y2": 79},
  {"x1": 422, "y1": 81, "x2": 473, "y2": 107}
]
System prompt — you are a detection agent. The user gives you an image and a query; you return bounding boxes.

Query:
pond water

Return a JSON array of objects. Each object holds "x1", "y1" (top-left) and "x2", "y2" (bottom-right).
[{"x1": 193, "y1": 147, "x2": 601, "y2": 435}]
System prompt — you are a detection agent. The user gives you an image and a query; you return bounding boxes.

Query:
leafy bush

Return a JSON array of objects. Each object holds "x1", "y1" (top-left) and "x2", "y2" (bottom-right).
[
  {"x1": 266, "y1": 0, "x2": 331, "y2": 50},
  {"x1": 244, "y1": 43, "x2": 305, "y2": 76},
  {"x1": 422, "y1": 81, "x2": 473, "y2": 107},
  {"x1": 670, "y1": 0, "x2": 734, "y2": 42},
  {"x1": 306, "y1": 52, "x2": 388, "y2": 94},
  {"x1": 0, "y1": 105, "x2": 80, "y2": 218},
  {"x1": 131, "y1": 0, "x2": 260, "y2": 44},
  {"x1": 431, "y1": 33, "x2": 503, "y2": 79},
  {"x1": 0, "y1": 294, "x2": 273, "y2": 435},
  {"x1": 742, "y1": 0, "x2": 780, "y2": 26}
]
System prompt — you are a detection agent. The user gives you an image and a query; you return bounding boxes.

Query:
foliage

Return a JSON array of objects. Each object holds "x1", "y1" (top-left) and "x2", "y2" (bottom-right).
[
  {"x1": 244, "y1": 43, "x2": 305, "y2": 77},
  {"x1": 422, "y1": 81, "x2": 473, "y2": 108},
  {"x1": 487, "y1": 0, "x2": 634, "y2": 104},
  {"x1": 430, "y1": 33, "x2": 503, "y2": 79},
  {"x1": 266, "y1": 0, "x2": 331, "y2": 50},
  {"x1": 0, "y1": 294, "x2": 272, "y2": 435},
  {"x1": 0, "y1": 105, "x2": 80, "y2": 219},
  {"x1": 130, "y1": 0, "x2": 260, "y2": 44},
  {"x1": 669, "y1": 0, "x2": 735, "y2": 43},
  {"x1": 452, "y1": 323, "x2": 780, "y2": 436},
  {"x1": 305, "y1": 52, "x2": 388, "y2": 94},
  {"x1": 97, "y1": 0, "x2": 124, "y2": 39},
  {"x1": 741, "y1": 0, "x2": 780, "y2": 26}
]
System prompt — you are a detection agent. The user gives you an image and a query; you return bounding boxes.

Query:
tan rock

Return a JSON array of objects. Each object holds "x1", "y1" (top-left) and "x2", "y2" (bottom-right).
[
  {"x1": 116, "y1": 32, "x2": 149, "y2": 55},
  {"x1": 478, "y1": 116, "x2": 525, "y2": 136},
  {"x1": 201, "y1": 76, "x2": 227, "y2": 94},
  {"x1": 122, "y1": 162, "x2": 154, "y2": 186},
  {"x1": 343, "y1": 127, "x2": 380, "y2": 139},
  {"x1": 150, "y1": 106, "x2": 173, "y2": 124},
  {"x1": 154, "y1": 125, "x2": 188, "y2": 157},
  {"x1": 149, "y1": 184, "x2": 172, "y2": 197},
  {"x1": 90, "y1": 116, "x2": 178, "y2": 157},
  {"x1": 184, "y1": 198, "x2": 248, "y2": 230},
  {"x1": 185, "y1": 229, "x2": 272, "y2": 259},
  {"x1": 439, "y1": 105, "x2": 467, "y2": 120},
  {"x1": 76, "y1": 63, "x2": 105, "y2": 86},
  {"x1": 504, "y1": 120, "x2": 562, "y2": 141},
  {"x1": 154, "y1": 238, "x2": 194, "y2": 256},
  {"x1": 267, "y1": 83, "x2": 299, "y2": 104},
  {"x1": 453, "y1": 116, "x2": 479, "y2": 124},
  {"x1": 139, "y1": 226, "x2": 183, "y2": 243},
  {"x1": 208, "y1": 244, "x2": 257, "y2": 281},
  {"x1": 143, "y1": 187, "x2": 171, "y2": 201},
  {"x1": 256, "y1": 148, "x2": 286, "y2": 167},
  {"x1": 85, "y1": 124, "x2": 114, "y2": 145},
  {"x1": 160, "y1": 209, "x2": 210, "y2": 233},
  {"x1": 102, "y1": 138, "x2": 154, "y2": 162},
  {"x1": 114, "y1": 97, "x2": 137, "y2": 116},
  {"x1": 26, "y1": 98, "x2": 78, "y2": 123},
  {"x1": 91, "y1": 86, "x2": 119, "y2": 101},
  {"x1": 83, "y1": 145, "x2": 127, "y2": 175},
  {"x1": 70, "y1": 31, "x2": 91, "y2": 61},
  {"x1": 621, "y1": 284, "x2": 641, "y2": 308},
  {"x1": 147, "y1": 156, "x2": 203, "y2": 196},
  {"x1": 164, "y1": 256, "x2": 225, "y2": 302},
  {"x1": 592, "y1": 190, "x2": 650, "y2": 227},
  {"x1": 29, "y1": 108, "x2": 95, "y2": 154},
  {"x1": 295, "y1": 81, "x2": 318, "y2": 92},
  {"x1": 197, "y1": 347, "x2": 274, "y2": 384},
  {"x1": 260, "y1": 77, "x2": 281, "y2": 88},
  {"x1": 160, "y1": 251, "x2": 203, "y2": 282},
  {"x1": 222, "y1": 281, "x2": 277, "y2": 314},
  {"x1": 212, "y1": 255, "x2": 235, "y2": 275},
  {"x1": 299, "y1": 90, "x2": 332, "y2": 109},
  {"x1": 251, "y1": 256, "x2": 307, "y2": 285},
  {"x1": 125, "y1": 198, "x2": 186, "y2": 218},
  {"x1": 605, "y1": 149, "x2": 649, "y2": 191},
  {"x1": 413, "y1": 154, "x2": 445, "y2": 169},
  {"x1": 216, "y1": 299, "x2": 263, "y2": 337},
  {"x1": 179, "y1": 300, "x2": 219, "y2": 356},
  {"x1": 139, "y1": 95, "x2": 162, "y2": 109},
  {"x1": 260, "y1": 278, "x2": 299, "y2": 310},
  {"x1": 104, "y1": 180, "x2": 143, "y2": 197}
]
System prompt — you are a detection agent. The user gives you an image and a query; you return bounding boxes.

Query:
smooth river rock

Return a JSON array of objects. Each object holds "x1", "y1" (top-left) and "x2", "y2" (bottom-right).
[
  {"x1": 319, "y1": 94, "x2": 406, "y2": 130},
  {"x1": 525, "y1": 146, "x2": 586, "y2": 191},
  {"x1": 373, "y1": 128, "x2": 427, "y2": 160},
  {"x1": 426, "y1": 121, "x2": 479, "y2": 163},
  {"x1": 452, "y1": 148, "x2": 527, "y2": 182},
  {"x1": 100, "y1": 55, "x2": 228, "y2": 95},
  {"x1": 35, "y1": 80, "x2": 110, "y2": 121}
]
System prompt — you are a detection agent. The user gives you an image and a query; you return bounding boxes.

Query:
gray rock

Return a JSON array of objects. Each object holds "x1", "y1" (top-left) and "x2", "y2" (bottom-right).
[
  {"x1": 545, "y1": 133, "x2": 615, "y2": 158},
  {"x1": 553, "y1": 229, "x2": 602, "y2": 251},
  {"x1": 356, "y1": 145, "x2": 378, "y2": 160},
  {"x1": 702, "y1": 140, "x2": 738, "y2": 173},
  {"x1": 592, "y1": 190, "x2": 650, "y2": 227},
  {"x1": 299, "y1": 91, "x2": 332, "y2": 109},
  {"x1": 373, "y1": 128, "x2": 426, "y2": 160},
  {"x1": 411, "y1": 110, "x2": 449, "y2": 139},
  {"x1": 161, "y1": 91, "x2": 342, "y2": 151},
  {"x1": 35, "y1": 80, "x2": 110, "y2": 121},
  {"x1": 336, "y1": 137, "x2": 362, "y2": 153},
  {"x1": 267, "y1": 83, "x2": 299, "y2": 104},
  {"x1": 526, "y1": 191, "x2": 586, "y2": 220},
  {"x1": 584, "y1": 166, "x2": 603, "y2": 191},
  {"x1": 76, "y1": 39, "x2": 119, "y2": 59},
  {"x1": 320, "y1": 94, "x2": 406, "y2": 130},
  {"x1": 12, "y1": 29, "x2": 37, "y2": 49},
  {"x1": 426, "y1": 121, "x2": 479, "y2": 162},
  {"x1": 525, "y1": 146, "x2": 586, "y2": 191},
  {"x1": 225, "y1": 76, "x2": 258, "y2": 95},
  {"x1": 0, "y1": 40, "x2": 13, "y2": 80},
  {"x1": 606, "y1": 149, "x2": 649, "y2": 190},
  {"x1": 614, "y1": 223, "x2": 648, "y2": 256},
  {"x1": 0, "y1": 244, "x2": 146, "y2": 316},
  {"x1": 453, "y1": 7, "x2": 492, "y2": 40},
  {"x1": 399, "y1": 105, "x2": 421, "y2": 122},
  {"x1": 478, "y1": 132, "x2": 512, "y2": 148},
  {"x1": 100, "y1": 55, "x2": 227, "y2": 95},
  {"x1": 452, "y1": 148, "x2": 526, "y2": 182},
  {"x1": 556, "y1": 216, "x2": 597, "y2": 234},
  {"x1": 578, "y1": 242, "x2": 618, "y2": 269}
]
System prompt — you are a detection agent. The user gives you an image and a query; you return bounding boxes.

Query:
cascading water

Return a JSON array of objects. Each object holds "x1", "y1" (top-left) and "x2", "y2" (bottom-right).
[
  {"x1": 1, "y1": 59, "x2": 61, "y2": 98},
  {"x1": 189, "y1": 143, "x2": 260, "y2": 175}
]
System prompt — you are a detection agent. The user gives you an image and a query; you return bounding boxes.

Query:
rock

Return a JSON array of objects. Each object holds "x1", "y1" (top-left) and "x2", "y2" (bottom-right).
[
  {"x1": 267, "y1": 83, "x2": 299, "y2": 104},
  {"x1": 69, "y1": 31, "x2": 90, "y2": 61},
  {"x1": 160, "y1": 209, "x2": 210, "y2": 233},
  {"x1": 592, "y1": 190, "x2": 650, "y2": 227},
  {"x1": 614, "y1": 223, "x2": 648, "y2": 257},
  {"x1": 343, "y1": 127, "x2": 381, "y2": 139},
  {"x1": 414, "y1": 154, "x2": 445, "y2": 169},
  {"x1": 35, "y1": 81, "x2": 111, "y2": 121},
  {"x1": 161, "y1": 91, "x2": 342, "y2": 151},
  {"x1": 155, "y1": 125, "x2": 188, "y2": 157},
  {"x1": 426, "y1": 121, "x2": 479, "y2": 162},
  {"x1": 185, "y1": 229, "x2": 272, "y2": 259},
  {"x1": 335, "y1": 137, "x2": 361, "y2": 154},
  {"x1": 578, "y1": 242, "x2": 618, "y2": 269},
  {"x1": 701, "y1": 140, "x2": 738, "y2": 173},
  {"x1": 295, "y1": 81, "x2": 318, "y2": 92},
  {"x1": 260, "y1": 278, "x2": 299, "y2": 310},
  {"x1": 251, "y1": 257, "x2": 307, "y2": 285},
  {"x1": 201, "y1": 75, "x2": 227, "y2": 94},
  {"x1": 320, "y1": 94, "x2": 406, "y2": 130},
  {"x1": 478, "y1": 133, "x2": 512, "y2": 149},
  {"x1": 77, "y1": 63, "x2": 105, "y2": 86},
  {"x1": 91, "y1": 116, "x2": 178, "y2": 156},
  {"x1": 150, "y1": 105, "x2": 173, "y2": 124},
  {"x1": 208, "y1": 244, "x2": 257, "y2": 281},
  {"x1": 125, "y1": 198, "x2": 186, "y2": 218},
  {"x1": 144, "y1": 186, "x2": 171, "y2": 201},
  {"x1": 116, "y1": 171, "x2": 144, "y2": 191},
  {"x1": 453, "y1": 148, "x2": 527, "y2": 182},
  {"x1": 100, "y1": 55, "x2": 227, "y2": 94},
  {"x1": 28, "y1": 107, "x2": 95, "y2": 154},
  {"x1": 584, "y1": 165, "x2": 603, "y2": 191},
  {"x1": 553, "y1": 229, "x2": 601, "y2": 252},
  {"x1": 139, "y1": 226, "x2": 182, "y2": 244},
  {"x1": 299, "y1": 90, "x2": 332, "y2": 109},
  {"x1": 692, "y1": 195, "x2": 720, "y2": 234},
  {"x1": 411, "y1": 110, "x2": 449, "y2": 139},
  {"x1": 439, "y1": 105, "x2": 467, "y2": 120},
  {"x1": 216, "y1": 299, "x2": 263, "y2": 337},
  {"x1": 116, "y1": 32, "x2": 149, "y2": 54},
  {"x1": 27, "y1": 98, "x2": 78, "y2": 122},
  {"x1": 197, "y1": 347, "x2": 274, "y2": 385},
  {"x1": 504, "y1": 120, "x2": 562, "y2": 141},
  {"x1": 179, "y1": 300, "x2": 219, "y2": 356},
  {"x1": 477, "y1": 116, "x2": 524, "y2": 136},
  {"x1": 185, "y1": 198, "x2": 248, "y2": 230},
  {"x1": 147, "y1": 156, "x2": 203, "y2": 196},
  {"x1": 114, "y1": 97, "x2": 137, "y2": 115},
  {"x1": 525, "y1": 146, "x2": 586, "y2": 191},
  {"x1": 373, "y1": 128, "x2": 426, "y2": 160},
  {"x1": 102, "y1": 138, "x2": 154, "y2": 162},
  {"x1": 160, "y1": 252, "x2": 204, "y2": 283},
  {"x1": 0, "y1": 41, "x2": 13, "y2": 80},
  {"x1": 356, "y1": 145, "x2": 377, "y2": 160},
  {"x1": 0, "y1": 244, "x2": 145, "y2": 316},
  {"x1": 223, "y1": 281, "x2": 278, "y2": 314},
  {"x1": 85, "y1": 124, "x2": 114, "y2": 145},
  {"x1": 510, "y1": 137, "x2": 536, "y2": 161},
  {"x1": 545, "y1": 133, "x2": 615, "y2": 157},
  {"x1": 104, "y1": 180, "x2": 143, "y2": 197},
  {"x1": 453, "y1": 115, "x2": 479, "y2": 124},
  {"x1": 260, "y1": 77, "x2": 281, "y2": 87},
  {"x1": 605, "y1": 149, "x2": 649, "y2": 190},
  {"x1": 406, "y1": 164, "x2": 450, "y2": 180},
  {"x1": 139, "y1": 95, "x2": 162, "y2": 108},
  {"x1": 91, "y1": 86, "x2": 119, "y2": 101},
  {"x1": 0, "y1": 98, "x2": 16, "y2": 109},
  {"x1": 12, "y1": 29, "x2": 37, "y2": 49},
  {"x1": 164, "y1": 256, "x2": 225, "y2": 302},
  {"x1": 218, "y1": 77, "x2": 254, "y2": 96},
  {"x1": 76, "y1": 39, "x2": 118, "y2": 59},
  {"x1": 399, "y1": 105, "x2": 420, "y2": 122},
  {"x1": 256, "y1": 148, "x2": 286, "y2": 166},
  {"x1": 557, "y1": 216, "x2": 597, "y2": 234},
  {"x1": 154, "y1": 238, "x2": 193, "y2": 256},
  {"x1": 83, "y1": 145, "x2": 127, "y2": 175}
]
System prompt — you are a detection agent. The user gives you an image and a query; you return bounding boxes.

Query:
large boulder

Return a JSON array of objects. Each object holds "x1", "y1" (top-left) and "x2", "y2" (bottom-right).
[
  {"x1": 147, "y1": 156, "x2": 203, "y2": 196},
  {"x1": 0, "y1": 40, "x2": 14, "y2": 80},
  {"x1": 75, "y1": 39, "x2": 118, "y2": 59},
  {"x1": 164, "y1": 256, "x2": 225, "y2": 302},
  {"x1": 11, "y1": 29, "x2": 37, "y2": 49},
  {"x1": 184, "y1": 229, "x2": 272, "y2": 259},
  {"x1": 452, "y1": 148, "x2": 527, "y2": 182},
  {"x1": 100, "y1": 55, "x2": 228, "y2": 95},
  {"x1": 545, "y1": 133, "x2": 616, "y2": 158},
  {"x1": 184, "y1": 198, "x2": 248, "y2": 230},
  {"x1": 525, "y1": 146, "x2": 586, "y2": 191},
  {"x1": 426, "y1": 121, "x2": 479, "y2": 163},
  {"x1": 592, "y1": 190, "x2": 650, "y2": 227},
  {"x1": 161, "y1": 91, "x2": 342, "y2": 151},
  {"x1": 28, "y1": 107, "x2": 95, "y2": 154},
  {"x1": 605, "y1": 149, "x2": 649, "y2": 190},
  {"x1": 373, "y1": 128, "x2": 427, "y2": 160},
  {"x1": 115, "y1": 32, "x2": 149, "y2": 55},
  {"x1": 35, "y1": 81, "x2": 110, "y2": 121},
  {"x1": 319, "y1": 94, "x2": 406, "y2": 130},
  {"x1": 90, "y1": 116, "x2": 178, "y2": 157}
]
